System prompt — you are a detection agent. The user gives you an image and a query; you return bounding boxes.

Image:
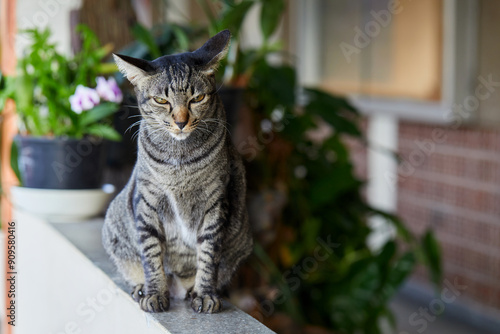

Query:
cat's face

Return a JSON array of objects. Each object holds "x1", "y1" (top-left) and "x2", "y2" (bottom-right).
[
  {"x1": 114, "y1": 30, "x2": 230, "y2": 140},
  {"x1": 135, "y1": 64, "x2": 216, "y2": 140}
]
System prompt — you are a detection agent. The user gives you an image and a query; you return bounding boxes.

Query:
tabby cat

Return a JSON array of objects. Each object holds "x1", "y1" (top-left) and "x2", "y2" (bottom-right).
[{"x1": 102, "y1": 30, "x2": 252, "y2": 314}]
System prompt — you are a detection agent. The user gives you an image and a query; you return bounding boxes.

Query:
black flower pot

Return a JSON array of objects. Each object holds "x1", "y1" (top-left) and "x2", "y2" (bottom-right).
[
  {"x1": 218, "y1": 86, "x2": 244, "y2": 134},
  {"x1": 14, "y1": 135, "x2": 106, "y2": 189}
]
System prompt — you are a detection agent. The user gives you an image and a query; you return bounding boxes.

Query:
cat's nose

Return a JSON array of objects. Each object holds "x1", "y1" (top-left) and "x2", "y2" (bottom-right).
[{"x1": 175, "y1": 121, "x2": 188, "y2": 130}]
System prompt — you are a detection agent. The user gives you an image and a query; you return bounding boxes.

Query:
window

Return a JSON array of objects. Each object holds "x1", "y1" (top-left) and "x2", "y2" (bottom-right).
[
  {"x1": 293, "y1": 0, "x2": 479, "y2": 123},
  {"x1": 320, "y1": 0, "x2": 442, "y2": 101}
]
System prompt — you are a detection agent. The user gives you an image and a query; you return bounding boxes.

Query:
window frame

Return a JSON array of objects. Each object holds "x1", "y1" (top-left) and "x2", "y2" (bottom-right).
[{"x1": 292, "y1": 0, "x2": 479, "y2": 124}]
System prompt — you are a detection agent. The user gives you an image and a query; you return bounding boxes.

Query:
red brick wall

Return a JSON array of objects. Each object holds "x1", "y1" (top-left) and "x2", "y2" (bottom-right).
[
  {"x1": 346, "y1": 118, "x2": 500, "y2": 317},
  {"x1": 397, "y1": 121, "x2": 500, "y2": 316}
]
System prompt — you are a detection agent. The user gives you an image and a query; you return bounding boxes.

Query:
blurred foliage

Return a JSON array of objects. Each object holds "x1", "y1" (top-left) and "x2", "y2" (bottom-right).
[
  {"x1": 121, "y1": 1, "x2": 443, "y2": 332},
  {"x1": 119, "y1": 22, "x2": 205, "y2": 61},
  {"x1": 195, "y1": 0, "x2": 285, "y2": 84},
  {"x1": 246, "y1": 61, "x2": 442, "y2": 333},
  {"x1": 210, "y1": 1, "x2": 442, "y2": 333},
  {"x1": 0, "y1": 25, "x2": 120, "y2": 141}
]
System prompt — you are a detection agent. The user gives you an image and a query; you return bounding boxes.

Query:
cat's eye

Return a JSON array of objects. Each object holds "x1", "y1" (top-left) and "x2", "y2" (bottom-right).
[
  {"x1": 153, "y1": 96, "x2": 169, "y2": 104},
  {"x1": 191, "y1": 94, "x2": 206, "y2": 103}
]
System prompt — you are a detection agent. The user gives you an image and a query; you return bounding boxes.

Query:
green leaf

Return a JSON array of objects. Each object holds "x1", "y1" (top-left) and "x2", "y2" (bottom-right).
[
  {"x1": 219, "y1": 1, "x2": 255, "y2": 34},
  {"x1": 422, "y1": 230, "x2": 442, "y2": 287},
  {"x1": 308, "y1": 164, "x2": 361, "y2": 209},
  {"x1": 14, "y1": 75, "x2": 34, "y2": 114},
  {"x1": 131, "y1": 24, "x2": 162, "y2": 59},
  {"x1": 251, "y1": 63, "x2": 296, "y2": 108},
  {"x1": 171, "y1": 25, "x2": 189, "y2": 52},
  {"x1": 0, "y1": 75, "x2": 15, "y2": 111},
  {"x1": 386, "y1": 252, "x2": 416, "y2": 292},
  {"x1": 306, "y1": 88, "x2": 358, "y2": 114},
  {"x1": 347, "y1": 262, "x2": 381, "y2": 304},
  {"x1": 300, "y1": 217, "x2": 322, "y2": 253},
  {"x1": 10, "y1": 140, "x2": 22, "y2": 186},
  {"x1": 96, "y1": 62, "x2": 118, "y2": 75},
  {"x1": 86, "y1": 124, "x2": 121, "y2": 141},
  {"x1": 80, "y1": 102, "x2": 119, "y2": 126},
  {"x1": 376, "y1": 240, "x2": 396, "y2": 268},
  {"x1": 260, "y1": 0, "x2": 285, "y2": 41},
  {"x1": 305, "y1": 88, "x2": 360, "y2": 136}
]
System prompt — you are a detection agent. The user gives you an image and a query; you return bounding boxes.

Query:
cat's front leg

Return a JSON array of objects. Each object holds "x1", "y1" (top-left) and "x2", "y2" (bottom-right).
[
  {"x1": 191, "y1": 200, "x2": 225, "y2": 313},
  {"x1": 134, "y1": 196, "x2": 170, "y2": 313}
]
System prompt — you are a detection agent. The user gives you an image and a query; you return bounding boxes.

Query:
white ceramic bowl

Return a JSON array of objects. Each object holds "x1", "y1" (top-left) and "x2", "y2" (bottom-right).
[{"x1": 11, "y1": 184, "x2": 115, "y2": 223}]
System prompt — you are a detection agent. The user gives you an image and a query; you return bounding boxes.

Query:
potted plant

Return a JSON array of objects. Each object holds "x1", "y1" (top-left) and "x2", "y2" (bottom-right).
[{"x1": 1, "y1": 25, "x2": 122, "y2": 221}]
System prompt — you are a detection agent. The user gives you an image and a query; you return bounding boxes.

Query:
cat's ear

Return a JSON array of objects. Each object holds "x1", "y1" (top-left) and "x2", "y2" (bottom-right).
[
  {"x1": 192, "y1": 30, "x2": 231, "y2": 75},
  {"x1": 113, "y1": 54, "x2": 154, "y2": 85}
]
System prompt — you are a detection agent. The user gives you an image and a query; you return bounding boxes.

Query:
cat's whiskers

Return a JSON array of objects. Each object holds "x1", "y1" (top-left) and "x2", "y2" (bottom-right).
[
  {"x1": 133, "y1": 120, "x2": 162, "y2": 142},
  {"x1": 203, "y1": 117, "x2": 230, "y2": 127},
  {"x1": 125, "y1": 120, "x2": 143, "y2": 134},
  {"x1": 131, "y1": 127, "x2": 143, "y2": 141},
  {"x1": 199, "y1": 120, "x2": 218, "y2": 136},
  {"x1": 127, "y1": 114, "x2": 143, "y2": 119},
  {"x1": 215, "y1": 83, "x2": 224, "y2": 95},
  {"x1": 131, "y1": 129, "x2": 140, "y2": 141},
  {"x1": 128, "y1": 115, "x2": 163, "y2": 140},
  {"x1": 202, "y1": 118, "x2": 231, "y2": 135},
  {"x1": 194, "y1": 124, "x2": 211, "y2": 135},
  {"x1": 147, "y1": 125, "x2": 169, "y2": 143},
  {"x1": 142, "y1": 130, "x2": 159, "y2": 144}
]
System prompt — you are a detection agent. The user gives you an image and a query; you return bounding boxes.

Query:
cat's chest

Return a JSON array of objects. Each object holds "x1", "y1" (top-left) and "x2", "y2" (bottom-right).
[{"x1": 161, "y1": 188, "x2": 206, "y2": 247}]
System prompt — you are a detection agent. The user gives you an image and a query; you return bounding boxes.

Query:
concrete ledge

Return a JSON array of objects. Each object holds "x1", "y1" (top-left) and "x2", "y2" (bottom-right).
[
  {"x1": 16, "y1": 211, "x2": 274, "y2": 334},
  {"x1": 395, "y1": 279, "x2": 500, "y2": 334}
]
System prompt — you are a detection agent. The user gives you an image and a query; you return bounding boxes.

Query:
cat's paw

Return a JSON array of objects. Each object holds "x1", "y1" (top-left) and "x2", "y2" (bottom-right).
[
  {"x1": 131, "y1": 284, "x2": 144, "y2": 302},
  {"x1": 139, "y1": 291, "x2": 170, "y2": 313},
  {"x1": 190, "y1": 291, "x2": 222, "y2": 314}
]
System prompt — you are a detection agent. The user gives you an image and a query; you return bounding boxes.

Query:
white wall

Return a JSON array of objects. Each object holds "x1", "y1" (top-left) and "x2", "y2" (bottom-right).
[
  {"x1": 366, "y1": 114, "x2": 398, "y2": 250},
  {"x1": 16, "y1": 0, "x2": 82, "y2": 56}
]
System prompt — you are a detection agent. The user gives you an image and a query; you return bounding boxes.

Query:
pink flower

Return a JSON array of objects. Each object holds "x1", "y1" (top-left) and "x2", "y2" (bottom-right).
[
  {"x1": 96, "y1": 76, "x2": 123, "y2": 103},
  {"x1": 69, "y1": 85, "x2": 100, "y2": 114}
]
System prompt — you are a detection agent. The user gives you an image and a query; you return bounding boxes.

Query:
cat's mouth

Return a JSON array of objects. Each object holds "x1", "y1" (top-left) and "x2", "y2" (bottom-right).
[
  {"x1": 167, "y1": 118, "x2": 199, "y2": 140},
  {"x1": 168, "y1": 125, "x2": 196, "y2": 140},
  {"x1": 170, "y1": 131, "x2": 191, "y2": 140}
]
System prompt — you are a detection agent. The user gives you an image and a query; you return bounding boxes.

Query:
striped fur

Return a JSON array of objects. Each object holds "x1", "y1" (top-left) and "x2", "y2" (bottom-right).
[{"x1": 102, "y1": 31, "x2": 252, "y2": 314}]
